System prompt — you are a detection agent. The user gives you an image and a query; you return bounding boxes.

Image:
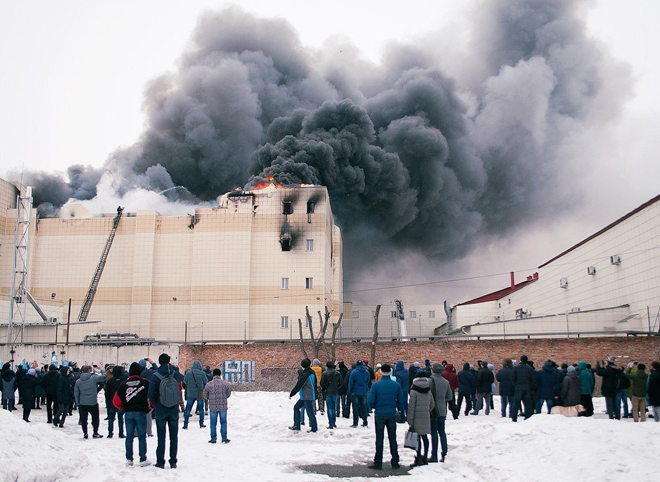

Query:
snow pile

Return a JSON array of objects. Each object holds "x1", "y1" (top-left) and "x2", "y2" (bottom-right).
[
  {"x1": 2, "y1": 394, "x2": 658, "y2": 482},
  {"x1": 0, "y1": 409, "x2": 89, "y2": 482}
]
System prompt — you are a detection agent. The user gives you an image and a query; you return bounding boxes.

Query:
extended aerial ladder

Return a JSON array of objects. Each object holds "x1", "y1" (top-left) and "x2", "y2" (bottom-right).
[{"x1": 77, "y1": 206, "x2": 123, "y2": 322}]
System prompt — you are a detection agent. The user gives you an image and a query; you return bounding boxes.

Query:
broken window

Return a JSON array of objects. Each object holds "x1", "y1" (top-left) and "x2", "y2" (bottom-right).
[
  {"x1": 283, "y1": 201, "x2": 293, "y2": 215},
  {"x1": 307, "y1": 201, "x2": 315, "y2": 214}
]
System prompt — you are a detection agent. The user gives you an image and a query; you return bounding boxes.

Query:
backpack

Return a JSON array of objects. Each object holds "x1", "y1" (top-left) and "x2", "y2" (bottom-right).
[{"x1": 154, "y1": 371, "x2": 181, "y2": 408}]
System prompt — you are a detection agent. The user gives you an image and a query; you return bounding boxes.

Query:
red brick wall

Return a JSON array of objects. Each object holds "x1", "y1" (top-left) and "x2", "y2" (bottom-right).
[{"x1": 180, "y1": 337, "x2": 660, "y2": 383}]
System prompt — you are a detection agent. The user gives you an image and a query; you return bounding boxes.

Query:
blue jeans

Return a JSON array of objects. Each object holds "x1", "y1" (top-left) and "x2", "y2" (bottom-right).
[
  {"x1": 616, "y1": 389, "x2": 629, "y2": 418},
  {"x1": 107, "y1": 406, "x2": 124, "y2": 436},
  {"x1": 124, "y1": 411, "x2": 147, "y2": 462},
  {"x1": 210, "y1": 410, "x2": 227, "y2": 441},
  {"x1": 184, "y1": 398, "x2": 204, "y2": 427},
  {"x1": 501, "y1": 395, "x2": 515, "y2": 417},
  {"x1": 430, "y1": 416, "x2": 447, "y2": 458},
  {"x1": 325, "y1": 394, "x2": 338, "y2": 427},
  {"x1": 155, "y1": 412, "x2": 179, "y2": 466},
  {"x1": 293, "y1": 399, "x2": 317, "y2": 431},
  {"x1": 535, "y1": 397, "x2": 553, "y2": 414},
  {"x1": 374, "y1": 415, "x2": 399, "y2": 466},
  {"x1": 352, "y1": 395, "x2": 367, "y2": 425}
]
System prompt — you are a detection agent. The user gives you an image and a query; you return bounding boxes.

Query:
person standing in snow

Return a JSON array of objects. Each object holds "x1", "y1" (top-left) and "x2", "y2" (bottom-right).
[
  {"x1": 367, "y1": 364, "x2": 402, "y2": 470},
  {"x1": 288, "y1": 359, "x2": 318, "y2": 432},
  {"x1": 408, "y1": 374, "x2": 435, "y2": 467},
  {"x1": 74, "y1": 365, "x2": 104, "y2": 438},
  {"x1": 114, "y1": 362, "x2": 151, "y2": 467},
  {"x1": 203, "y1": 368, "x2": 232, "y2": 443},
  {"x1": 577, "y1": 361, "x2": 595, "y2": 416},
  {"x1": 429, "y1": 364, "x2": 453, "y2": 463},
  {"x1": 472, "y1": 361, "x2": 494, "y2": 415},
  {"x1": 148, "y1": 353, "x2": 185, "y2": 469},
  {"x1": 41, "y1": 364, "x2": 61, "y2": 424},
  {"x1": 511, "y1": 355, "x2": 536, "y2": 422},
  {"x1": 105, "y1": 366, "x2": 125, "y2": 437},
  {"x1": 182, "y1": 360, "x2": 208, "y2": 430},
  {"x1": 53, "y1": 365, "x2": 74, "y2": 427},
  {"x1": 535, "y1": 360, "x2": 559, "y2": 414},
  {"x1": 497, "y1": 359, "x2": 515, "y2": 418},
  {"x1": 311, "y1": 358, "x2": 324, "y2": 414},
  {"x1": 337, "y1": 361, "x2": 349, "y2": 418},
  {"x1": 595, "y1": 357, "x2": 621, "y2": 419},
  {"x1": 394, "y1": 361, "x2": 410, "y2": 422},
  {"x1": 139, "y1": 358, "x2": 157, "y2": 436},
  {"x1": 441, "y1": 363, "x2": 459, "y2": 419},
  {"x1": 320, "y1": 361, "x2": 343, "y2": 429},
  {"x1": 561, "y1": 366, "x2": 581, "y2": 408},
  {"x1": 349, "y1": 359, "x2": 371, "y2": 427},
  {"x1": 648, "y1": 361, "x2": 660, "y2": 422},
  {"x1": 20, "y1": 368, "x2": 39, "y2": 422},
  {"x1": 456, "y1": 363, "x2": 475, "y2": 417},
  {"x1": 625, "y1": 363, "x2": 648, "y2": 422},
  {"x1": 1, "y1": 363, "x2": 17, "y2": 412}
]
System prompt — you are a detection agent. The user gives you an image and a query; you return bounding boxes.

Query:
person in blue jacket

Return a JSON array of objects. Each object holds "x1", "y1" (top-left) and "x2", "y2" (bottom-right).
[
  {"x1": 367, "y1": 364, "x2": 403, "y2": 470},
  {"x1": 393, "y1": 361, "x2": 409, "y2": 422},
  {"x1": 288, "y1": 359, "x2": 318, "y2": 432},
  {"x1": 535, "y1": 360, "x2": 559, "y2": 414},
  {"x1": 457, "y1": 363, "x2": 476, "y2": 417},
  {"x1": 348, "y1": 360, "x2": 370, "y2": 427}
]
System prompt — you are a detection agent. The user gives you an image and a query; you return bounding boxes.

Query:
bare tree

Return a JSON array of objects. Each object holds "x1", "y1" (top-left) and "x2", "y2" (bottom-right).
[
  {"x1": 330, "y1": 313, "x2": 344, "y2": 363},
  {"x1": 370, "y1": 305, "x2": 382, "y2": 365},
  {"x1": 297, "y1": 318, "x2": 309, "y2": 359},
  {"x1": 302, "y1": 305, "x2": 332, "y2": 360}
]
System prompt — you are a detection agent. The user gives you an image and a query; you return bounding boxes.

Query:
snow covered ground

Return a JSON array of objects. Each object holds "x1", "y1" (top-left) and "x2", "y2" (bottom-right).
[{"x1": 1, "y1": 394, "x2": 658, "y2": 482}]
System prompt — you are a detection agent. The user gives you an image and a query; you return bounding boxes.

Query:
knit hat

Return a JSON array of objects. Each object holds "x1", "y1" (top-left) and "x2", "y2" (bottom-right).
[
  {"x1": 28, "y1": 369, "x2": 36, "y2": 375},
  {"x1": 301, "y1": 359, "x2": 311, "y2": 368},
  {"x1": 487, "y1": 363, "x2": 494, "y2": 370},
  {"x1": 380, "y1": 364, "x2": 392, "y2": 375},
  {"x1": 376, "y1": 363, "x2": 382, "y2": 369},
  {"x1": 520, "y1": 355, "x2": 528, "y2": 363},
  {"x1": 129, "y1": 362, "x2": 142, "y2": 376},
  {"x1": 313, "y1": 358, "x2": 321, "y2": 366},
  {"x1": 425, "y1": 359, "x2": 431, "y2": 367},
  {"x1": 138, "y1": 359, "x2": 147, "y2": 368},
  {"x1": 567, "y1": 366, "x2": 576, "y2": 372},
  {"x1": 432, "y1": 363, "x2": 444, "y2": 374},
  {"x1": 356, "y1": 360, "x2": 364, "y2": 366},
  {"x1": 606, "y1": 356, "x2": 615, "y2": 364}
]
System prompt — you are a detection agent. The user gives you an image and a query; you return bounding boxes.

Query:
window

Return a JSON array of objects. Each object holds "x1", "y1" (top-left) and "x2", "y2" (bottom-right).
[
  {"x1": 281, "y1": 278, "x2": 289, "y2": 290},
  {"x1": 352, "y1": 311, "x2": 359, "y2": 319},
  {"x1": 305, "y1": 277, "x2": 313, "y2": 289},
  {"x1": 371, "y1": 311, "x2": 376, "y2": 318},
  {"x1": 428, "y1": 311, "x2": 435, "y2": 318},
  {"x1": 307, "y1": 201, "x2": 315, "y2": 214},
  {"x1": 283, "y1": 201, "x2": 293, "y2": 215},
  {"x1": 306, "y1": 239, "x2": 314, "y2": 251},
  {"x1": 281, "y1": 316, "x2": 289, "y2": 328},
  {"x1": 410, "y1": 311, "x2": 417, "y2": 318},
  {"x1": 391, "y1": 311, "x2": 397, "y2": 318}
]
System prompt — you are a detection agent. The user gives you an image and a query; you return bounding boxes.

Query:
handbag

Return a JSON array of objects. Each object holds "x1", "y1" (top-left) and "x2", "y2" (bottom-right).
[
  {"x1": 404, "y1": 430, "x2": 419, "y2": 450},
  {"x1": 430, "y1": 405, "x2": 440, "y2": 418}
]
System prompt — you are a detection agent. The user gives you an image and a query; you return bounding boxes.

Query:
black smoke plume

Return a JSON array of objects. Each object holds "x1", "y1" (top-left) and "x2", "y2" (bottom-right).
[{"x1": 22, "y1": 0, "x2": 630, "y2": 279}]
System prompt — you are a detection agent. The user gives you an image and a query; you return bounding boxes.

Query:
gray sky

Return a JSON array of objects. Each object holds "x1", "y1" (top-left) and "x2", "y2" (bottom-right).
[{"x1": 1, "y1": 0, "x2": 658, "y2": 303}]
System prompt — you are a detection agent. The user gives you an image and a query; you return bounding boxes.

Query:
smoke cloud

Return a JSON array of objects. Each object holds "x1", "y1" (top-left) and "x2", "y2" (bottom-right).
[{"x1": 23, "y1": 0, "x2": 630, "y2": 282}]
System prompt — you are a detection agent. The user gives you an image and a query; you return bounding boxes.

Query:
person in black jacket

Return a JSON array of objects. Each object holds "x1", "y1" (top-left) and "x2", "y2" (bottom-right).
[
  {"x1": 114, "y1": 362, "x2": 151, "y2": 466},
  {"x1": 21, "y1": 368, "x2": 40, "y2": 422},
  {"x1": 496, "y1": 359, "x2": 515, "y2": 418},
  {"x1": 511, "y1": 355, "x2": 536, "y2": 422},
  {"x1": 321, "y1": 361, "x2": 343, "y2": 429},
  {"x1": 42, "y1": 364, "x2": 61, "y2": 424},
  {"x1": 472, "y1": 362, "x2": 495, "y2": 415},
  {"x1": 648, "y1": 361, "x2": 660, "y2": 422},
  {"x1": 54, "y1": 366, "x2": 74, "y2": 427},
  {"x1": 105, "y1": 366, "x2": 125, "y2": 438},
  {"x1": 337, "y1": 362, "x2": 349, "y2": 418},
  {"x1": 288, "y1": 359, "x2": 318, "y2": 432},
  {"x1": 596, "y1": 358, "x2": 621, "y2": 420},
  {"x1": 456, "y1": 363, "x2": 475, "y2": 417}
]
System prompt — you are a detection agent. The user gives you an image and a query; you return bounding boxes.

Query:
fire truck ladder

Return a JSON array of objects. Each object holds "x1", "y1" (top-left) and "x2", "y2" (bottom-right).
[{"x1": 78, "y1": 206, "x2": 124, "y2": 322}]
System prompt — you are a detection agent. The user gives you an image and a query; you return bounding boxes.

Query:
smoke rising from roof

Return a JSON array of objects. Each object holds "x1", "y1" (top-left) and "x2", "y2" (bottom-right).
[{"x1": 19, "y1": 0, "x2": 630, "y2": 281}]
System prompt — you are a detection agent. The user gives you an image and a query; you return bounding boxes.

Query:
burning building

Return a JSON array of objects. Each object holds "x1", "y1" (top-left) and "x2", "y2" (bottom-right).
[{"x1": 0, "y1": 176, "x2": 342, "y2": 344}]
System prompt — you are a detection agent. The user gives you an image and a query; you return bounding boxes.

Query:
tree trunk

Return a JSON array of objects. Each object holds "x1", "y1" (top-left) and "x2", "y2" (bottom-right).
[
  {"x1": 297, "y1": 318, "x2": 308, "y2": 359},
  {"x1": 371, "y1": 305, "x2": 381, "y2": 365},
  {"x1": 330, "y1": 313, "x2": 343, "y2": 363}
]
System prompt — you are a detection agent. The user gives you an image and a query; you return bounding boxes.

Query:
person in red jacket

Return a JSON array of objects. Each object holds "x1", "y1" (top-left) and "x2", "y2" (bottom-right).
[
  {"x1": 114, "y1": 362, "x2": 151, "y2": 467},
  {"x1": 441, "y1": 364, "x2": 460, "y2": 419}
]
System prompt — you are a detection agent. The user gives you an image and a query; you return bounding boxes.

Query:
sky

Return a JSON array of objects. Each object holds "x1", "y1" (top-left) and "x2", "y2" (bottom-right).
[{"x1": 0, "y1": 0, "x2": 658, "y2": 305}]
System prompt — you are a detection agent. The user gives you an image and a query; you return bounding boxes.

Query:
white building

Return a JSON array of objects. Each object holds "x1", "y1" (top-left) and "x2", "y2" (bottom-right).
[
  {"x1": 341, "y1": 302, "x2": 446, "y2": 340},
  {"x1": 451, "y1": 194, "x2": 660, "y2": 338}
]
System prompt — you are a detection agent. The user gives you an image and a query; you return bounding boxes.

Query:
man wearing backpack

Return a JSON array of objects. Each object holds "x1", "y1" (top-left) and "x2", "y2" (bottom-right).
[
  {"x1": 182, "y1": 360, "x2": 208, "y2": 429},
  {"x1": 148, "y1": 353, "x2": 184, "y2": 469}
]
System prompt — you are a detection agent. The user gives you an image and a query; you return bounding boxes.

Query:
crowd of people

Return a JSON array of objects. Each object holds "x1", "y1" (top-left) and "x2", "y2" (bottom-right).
[
  {"x1": 286, "y1": 355, "x2": 660, "y2": 470},
  {"x1": 0, "y1": 354, "x2": 231, "y2": 469},
  {"x1": 1, "y1": 353, "x2": 659, "y2": 472}
]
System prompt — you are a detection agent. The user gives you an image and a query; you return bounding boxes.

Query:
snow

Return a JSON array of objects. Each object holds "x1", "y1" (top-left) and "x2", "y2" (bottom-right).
[{"x1": 1, "y1": 394, "x2": 658, "y2": 482}]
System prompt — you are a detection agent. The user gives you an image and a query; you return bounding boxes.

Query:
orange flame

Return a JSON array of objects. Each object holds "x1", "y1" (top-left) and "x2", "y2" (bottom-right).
[{"x1": 252, "y1": 175, "x2": 283, "y2": 190}]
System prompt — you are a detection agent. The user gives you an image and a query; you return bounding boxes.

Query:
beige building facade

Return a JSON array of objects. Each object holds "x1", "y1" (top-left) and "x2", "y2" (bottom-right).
[{"x1": 0, "y1": 177, "x2": 342, "y2": 344}]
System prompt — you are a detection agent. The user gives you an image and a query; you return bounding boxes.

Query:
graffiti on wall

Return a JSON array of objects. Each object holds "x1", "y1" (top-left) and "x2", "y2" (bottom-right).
[{"x1": 222, "y1": 360, "x2": 256, "y2": 384}]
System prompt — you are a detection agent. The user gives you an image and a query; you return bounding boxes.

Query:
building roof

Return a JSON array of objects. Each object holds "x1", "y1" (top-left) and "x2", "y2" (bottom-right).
[
  {"x1": 455, "y1": 277, "x2": 537, "y2": 307},
  {"x1": 538, "y1": 193, "x2": 660, "y2": 269}
]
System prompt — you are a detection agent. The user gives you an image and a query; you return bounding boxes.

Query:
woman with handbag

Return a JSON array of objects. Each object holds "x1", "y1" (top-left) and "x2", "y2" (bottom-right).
[{"x1": 408, "y1": 374, "x2": 435, "y2": 466}]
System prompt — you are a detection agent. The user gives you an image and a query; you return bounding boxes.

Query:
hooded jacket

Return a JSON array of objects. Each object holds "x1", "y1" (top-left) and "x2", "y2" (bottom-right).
[
  {"x1": 394, "y1": 361, "x2": 410, "y2": 393},
  {"x1": 114, "y1": 375, "x2": 150, "y2": 412},
  {"x1": 337, "y1": 362, "x2": 349, "y2": 395},
  {"x1": 75, "y1": 372, "x2": 103, "y2": 406},
  {"x1": 512, "y1": 362, "x2": 536, "y2": 392},
  {"x1": 321, "y1": 367, "x2": 343, "y2": 395},
  {"x1": 536, "y1": 363, "x2": 559, "y2": 399},
  {"x1": 183, "y1": 360, "x2": 208, "y2": 400},
  {"x1": 625, "y1": 369, "x2": 648, "y2": 398},
  {"x1": 578, "y1": 362, "x2": 595, "y2": 395},
  {"x1": 441, "y1": 364, "x2": 459, "y2": 391},
  {"x1": 1, "y1": 364, "x2": 17, "y2": 400},
  {"x1": 57, "y1": 367, "x2": 74, "y2": 405},
  {"x1": 21, "y1": 373, "x2": 39, "y2": 400},
  {"x1": 561, "y1": 371, "x2": 581, "y2": 406},
  {"x1": 496, "y1": 365, "x2": 515, "y2": 397},
  {"x1": 348, "y1": 364, "x2": 370, "y2": 396},
  {"x1": 42, "y1": 365, "x2": 61, "y2": 396},
  {"x1": 458, "y1": 363, "x2": 476, "y2": 395},
  {"x1": 476, "y1": 366, "x2": 495, "y2": 393},
  {"x1": 408, "y1": 377, "x2": 435, "y2": 435},
  {"x1": 290, "y1": 362, "x2": 316, "y2": 401},
  {"x1": 367, "y1": 374, "x2": 403, "y2": 417},
  {"x1": 311, "y1": 360, "x2": 323, "y2": 388},
  {"x1": 148, "y1": 364, "x2": 184, "y2": 416},
  {"x1": 104, "y1": 366, "x2": 125, "y2": 406},
  {"x1": 595, "y1": 363, "x2": 620, "y2": 397}
]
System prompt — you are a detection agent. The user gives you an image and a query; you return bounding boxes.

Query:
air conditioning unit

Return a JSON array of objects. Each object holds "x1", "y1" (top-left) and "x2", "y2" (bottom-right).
[
  {"x1": 610, "y1": 255, "x2": 621, "y2": 265},
  {"x1": 49, "y1": 317, "x2": 59, "y2": 324},
  {"x1": 570, "y1": 307, "x2": 581, "y2": 313},
  {"x1": 587, "y1": 266, "x2": 596, "y2": 275},
  {"x1": 560, "y1": 277, "x2": 568, "y2": 289}
]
